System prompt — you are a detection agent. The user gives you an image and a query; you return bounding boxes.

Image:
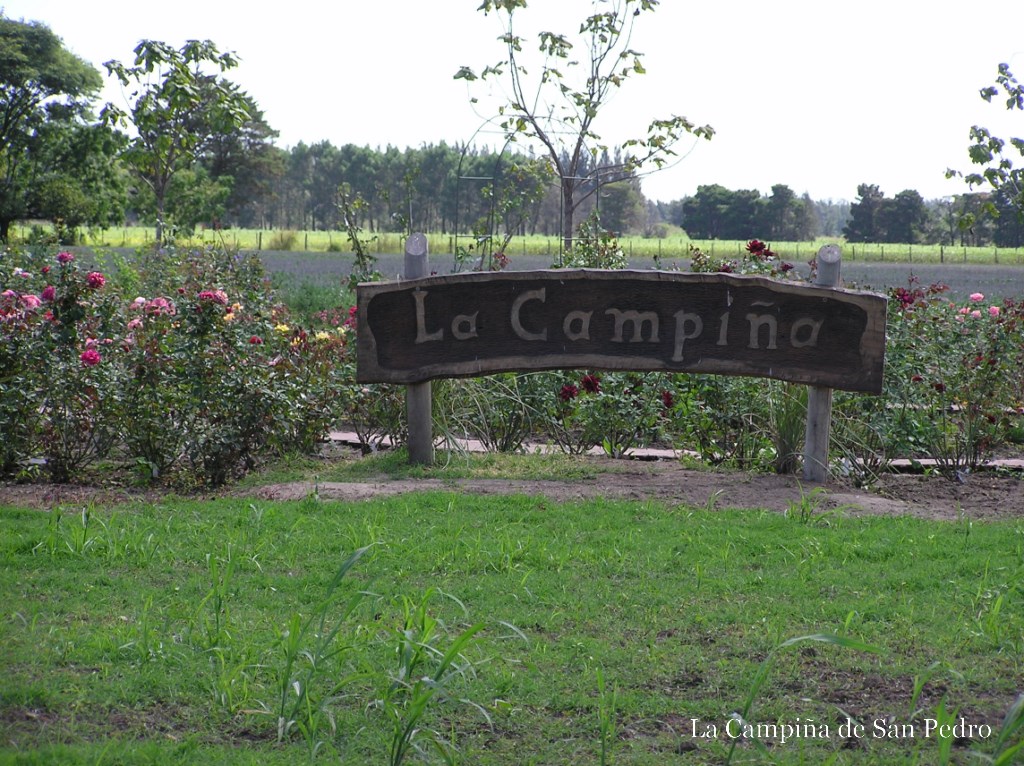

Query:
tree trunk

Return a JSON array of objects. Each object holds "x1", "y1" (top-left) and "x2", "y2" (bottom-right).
[
  {"x1": 561, "y1": 178, "x2": 576, "y2": 260},
  {"x1": 0, "y1": 218, "x2": 10, "y2": 244},
  {"x1": 154, "y1": 186, "x2": 166, "y2": 247}
]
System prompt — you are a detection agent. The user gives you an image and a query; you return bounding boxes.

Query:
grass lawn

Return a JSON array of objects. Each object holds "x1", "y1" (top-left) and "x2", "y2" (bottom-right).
[{"x1": 1, "y1": 465, "x2": 1023, "y2": 764}]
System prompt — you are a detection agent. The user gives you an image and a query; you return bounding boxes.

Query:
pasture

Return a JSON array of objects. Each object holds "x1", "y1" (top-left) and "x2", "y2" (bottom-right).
[{"x1": 18, "y1": 224, "x2": 1024, "y2": 267}]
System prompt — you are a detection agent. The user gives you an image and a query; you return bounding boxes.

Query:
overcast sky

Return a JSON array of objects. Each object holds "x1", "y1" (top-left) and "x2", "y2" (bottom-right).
[{"x1": 6, "y1": 0, "x2": 1023, "y2": 203}]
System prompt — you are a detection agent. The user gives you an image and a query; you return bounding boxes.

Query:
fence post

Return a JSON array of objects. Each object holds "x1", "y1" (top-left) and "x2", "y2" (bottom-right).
[
  {"x1": 404, "y1": 233, "x2": 434, "y2": 465},
  {"x1": 803, "y1": 244, "x2": 841, "y2": 483}
]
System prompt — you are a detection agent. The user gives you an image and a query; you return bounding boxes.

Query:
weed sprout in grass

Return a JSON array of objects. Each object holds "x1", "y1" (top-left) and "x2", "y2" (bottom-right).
[
  {"x1": 596, "y1": 666, "x2": 619, "y2": 766},
  {"x1": 374, "y1": 589, "x2": 491, "y2": 766},
  {"x1": 271, "y1": 545, "x2": 372, "y2": 748}
]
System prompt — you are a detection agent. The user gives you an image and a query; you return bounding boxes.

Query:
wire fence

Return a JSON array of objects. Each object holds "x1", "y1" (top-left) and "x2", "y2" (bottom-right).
[{"x1": 15, "y1": 225, "x2": 1024, "y2": 265}]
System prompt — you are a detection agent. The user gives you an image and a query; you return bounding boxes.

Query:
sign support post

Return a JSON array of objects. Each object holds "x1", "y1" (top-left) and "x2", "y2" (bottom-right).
[
  {"x1": 802, "y1": 245, "x2": 842, "y2": 483},
  {"x1": 403, "y1": 233, "x2": 434, "y2": 465}
]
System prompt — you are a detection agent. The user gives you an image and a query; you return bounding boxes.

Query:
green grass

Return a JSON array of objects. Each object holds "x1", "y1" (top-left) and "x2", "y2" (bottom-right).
[
  {"x1": 237, "y1": 449, "x2": 613, "y2": 486},
  {"x1": 16, "y1": 223, "x2": 1024, "y2": 265},
  {"x1": 2, "y1": 481, "x2": 1023, "y2": 764}
]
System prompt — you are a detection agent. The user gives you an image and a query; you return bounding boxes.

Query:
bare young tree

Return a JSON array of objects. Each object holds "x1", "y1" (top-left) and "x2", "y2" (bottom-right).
[{"x1": 456, "y1": 0, "x2": 713, "y2": 258}]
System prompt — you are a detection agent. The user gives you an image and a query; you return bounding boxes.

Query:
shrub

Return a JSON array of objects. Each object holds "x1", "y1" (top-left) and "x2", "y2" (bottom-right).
[
  {"x1": 0, "y1": 245, "x2": 356, "y2": 486},
  {"x1": 267, "y1": 230, "x2": 299, "y2": 251}
]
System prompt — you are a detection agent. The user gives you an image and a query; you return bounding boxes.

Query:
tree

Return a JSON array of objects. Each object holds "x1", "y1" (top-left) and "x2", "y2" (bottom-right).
[
  {"x1": 103, "y1": 39, "x2": 252, "y2": 245},
  {"x1": 597, "y1": 178, "x2": 645, "y2": 234},
  {"x1": 878, "y1": 189, "x2": 928, "y2": 244},
  {"x1": 842, "y1": 184, "x2": 885, "y2": 242},
  {"x1": 794, "y1": 193, "x2": 820, "y2": 240},
  {"x1": 947, "y1": 63, "x2": 1023, "y2": 223},
  {"x1": 680, "y1": 184, "x2": 731, "y2": 239},
  {"x1": 764, "y1": 184, "x2": 797, "y2": 240},
  {"x1": 814, "y1": 199, "x2": 851, "y2": 238},
  {"x1": 456, "y1": 0, "x2": 712, "y2": 256},
  {"x1": 29, "y1": 118, "x2": 126, "y2": 242},
  {"x1": 763, "y1": 184, "x2": 818, "y2": 241},
  {"x1": 992, "y1": 186, "x2": 1024, "y2": 246},
  {"x1": 681, "y1": 185, "x2": 762, "y2": 240},
  {"x1": 201, "y1": 93, "x2": 282, "y2": 228},
  {"x1": 0, "y1": 15, "x2": 103, "y2": 241}
]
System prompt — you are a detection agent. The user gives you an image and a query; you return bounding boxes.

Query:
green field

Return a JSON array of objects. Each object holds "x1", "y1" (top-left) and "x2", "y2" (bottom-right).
[
  {"x1": 15, "y1": 224, "x2": 1024, "y2": 266},
  {"x1": 2, "y1": 453, "x2": 1022, "y2": 765}
]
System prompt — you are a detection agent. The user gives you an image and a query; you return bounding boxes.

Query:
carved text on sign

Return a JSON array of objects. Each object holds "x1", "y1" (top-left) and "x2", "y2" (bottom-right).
[{"x1": 411, "y1": 286, "x2": 829, "y2": 359}]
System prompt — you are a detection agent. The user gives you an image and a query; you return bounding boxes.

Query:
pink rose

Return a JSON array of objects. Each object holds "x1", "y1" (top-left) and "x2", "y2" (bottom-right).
[
  {"x1": 970, "y1": 310, "x2": 982, "y2": 319},
  {"x1": 86, "y1": 272, "x2": 106, "y2": 289},
  {"x1": 19, "y1": 294, "x2": 41, "y2": 309},
  {"x1": 989, "y1": 306, "x2": 1001, "y2": 317},
  {"x1": 57, "y1": 251, "x2": 75, "y2": 265},
  {"x1": 80, "y1": 349, "x2": 101, "y2": 367},
  {"x1": 145, "y1": 297, "x2": 175, "y2": 316},
  {"x1": 198, "y1": 289, "x2": 228, "y2": 305},
  {"x1": 41, "y1": 285, "x2": 56, "y2": 302},
  {"x1": 969, "y1": 292, "x2": 984, "y2": 302}
]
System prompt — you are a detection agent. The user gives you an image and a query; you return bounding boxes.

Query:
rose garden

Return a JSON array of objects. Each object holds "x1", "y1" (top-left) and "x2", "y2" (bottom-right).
[{"x1": 2, "y1": 241, "x2": 1021, "y2": 487}]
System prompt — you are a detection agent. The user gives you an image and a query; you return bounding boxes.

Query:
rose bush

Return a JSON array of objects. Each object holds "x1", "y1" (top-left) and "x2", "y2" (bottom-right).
[
  {"x1": 849, "y1": 280, "x2": 1024, "y2": 479},
  {"x1": 0, "y1": 245, "x2": 361, "y2": 486}
]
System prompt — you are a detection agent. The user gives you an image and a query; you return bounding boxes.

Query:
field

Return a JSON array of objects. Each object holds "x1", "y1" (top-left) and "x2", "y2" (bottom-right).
[
  {"x1": 22, "y1": 222, "x2": 1024, "y2": 305},
  {"x1": 20, "y1": 224, "x2": 1024, "y2": 267},
  {"x1": 258, "y1": 251, "x2": 1024, "y2": 305},
  {"x1": 2, "y1": 452, "x2": 1023, "y2": 765}
]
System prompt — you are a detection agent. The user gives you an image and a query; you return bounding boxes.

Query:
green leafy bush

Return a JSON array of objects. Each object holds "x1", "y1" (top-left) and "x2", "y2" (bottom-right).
[{"x1": 0, "y1": 245, "x2": 359, "y2": 486}]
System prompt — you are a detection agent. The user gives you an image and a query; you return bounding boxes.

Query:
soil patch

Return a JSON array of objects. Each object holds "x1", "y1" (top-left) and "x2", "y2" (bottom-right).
[
  {"x1": 243, "y1": 459, "x2": 1024, "y2": 522},
  {"x1": 2, "y1": 458, "x2": 1021, "y2": 521}
]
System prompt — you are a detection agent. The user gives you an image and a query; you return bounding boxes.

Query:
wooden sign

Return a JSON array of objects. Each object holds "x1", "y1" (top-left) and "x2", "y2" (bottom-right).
[{"x1": 357, "y1": 269, "x2": 887, "y2": 394}]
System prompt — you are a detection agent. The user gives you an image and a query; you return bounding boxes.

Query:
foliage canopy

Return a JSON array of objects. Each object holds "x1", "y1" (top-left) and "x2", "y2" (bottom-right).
[
  {"x1": 0, "y1": 14, "x2": 110, "y2": 241},
  {"x1": 947, "y1": 63, "x2": 1024, "y2": 224},
  {"x1": 102, "y1": 39, "x2": 252, "y2": 244}
]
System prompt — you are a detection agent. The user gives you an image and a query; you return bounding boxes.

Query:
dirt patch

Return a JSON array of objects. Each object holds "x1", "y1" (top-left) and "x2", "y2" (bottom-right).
[
  {"x1": 245, "y1": 459, "x2": 1023, "y2": 522},
  {"x1": 2, "y1": 458, "x2": 1021, "y2": 521}
]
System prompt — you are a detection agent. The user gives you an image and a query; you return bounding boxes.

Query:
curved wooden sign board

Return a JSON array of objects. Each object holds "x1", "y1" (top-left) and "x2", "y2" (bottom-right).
[{"x1": 356, "y1": 269, "x2": 887, "y2": 394}]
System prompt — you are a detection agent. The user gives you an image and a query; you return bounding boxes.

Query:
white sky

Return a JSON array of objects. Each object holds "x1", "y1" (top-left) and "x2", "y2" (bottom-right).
[{"x1": 5, "y1": 0, "x2": 1023, "y2": 203}]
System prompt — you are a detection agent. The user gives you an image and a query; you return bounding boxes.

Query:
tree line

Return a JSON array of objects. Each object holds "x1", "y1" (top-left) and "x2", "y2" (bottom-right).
[
  {"x1": 3, "y1": 13, "x2": 1021, "y2": 250},
  {"x1": 666, "y1": 183, "x2": 1024, "y2": 247}
]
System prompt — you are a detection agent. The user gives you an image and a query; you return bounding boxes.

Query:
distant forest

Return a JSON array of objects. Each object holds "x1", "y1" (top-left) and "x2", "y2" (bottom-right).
[{"x1": 164, "y1": 139, "x2": 1021, "y2": 248}]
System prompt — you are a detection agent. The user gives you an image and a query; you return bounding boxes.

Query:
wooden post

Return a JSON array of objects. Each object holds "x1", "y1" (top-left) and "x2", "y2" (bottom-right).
[
  {"x1": 404, "y1": 233, "x2": 434, "y2": 465},
  {"x1": 803, "y1": 244, "x2": 842, "y2": 483}
]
